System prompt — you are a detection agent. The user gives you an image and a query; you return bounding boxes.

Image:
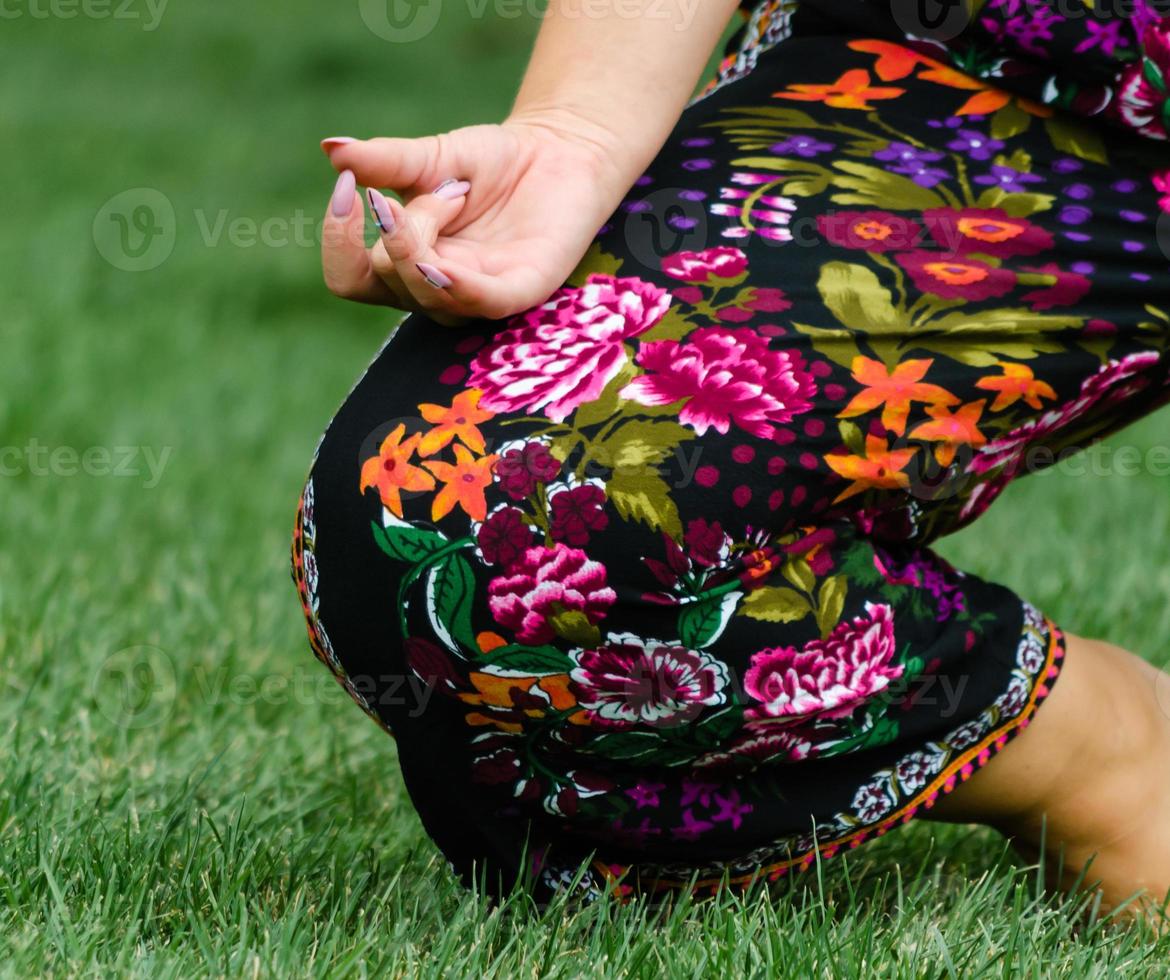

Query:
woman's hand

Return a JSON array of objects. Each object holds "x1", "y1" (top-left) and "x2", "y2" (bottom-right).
[{"x1": 320, "y1": 116, "x2": 629, "y2": 325}]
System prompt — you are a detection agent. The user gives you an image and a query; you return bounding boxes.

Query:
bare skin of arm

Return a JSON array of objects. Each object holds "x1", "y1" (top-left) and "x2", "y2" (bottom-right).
[{"x1": 319, "y1": 0, "x2": 740, "y2": 323}]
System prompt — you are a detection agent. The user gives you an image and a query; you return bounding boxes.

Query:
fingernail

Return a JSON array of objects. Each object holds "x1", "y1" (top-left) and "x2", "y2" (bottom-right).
[
  {"x1": 366, "y1": 188, "x2": 396, "y2": 235},
  {"x1": 321, "y1": 137, "x2": 357, "y2": 152},
  {"x1": 331, "y1": 170, "x2": 356, "y2": 217},
  {"x1": 417, "y1": 263, "x2": 452, "y2": 289},
  {"x1": 433, "y1": 179, "x2": 471, "y2": 200}
]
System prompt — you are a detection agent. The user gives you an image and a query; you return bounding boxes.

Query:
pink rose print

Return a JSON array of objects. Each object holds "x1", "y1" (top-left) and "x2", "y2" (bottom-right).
[
  {"x1": 488, "y1": 544, "x2": 617, "y2": 644},
  {"x1": 568, "y1": 633, "x2": 729, "y2": 728},
  {"x1": 744, "y1": 602, "x2": 903, "y2": 723},
  {"x1": 621, "y1": 326, "x2": 818, "y2": 440},
  {"x1": 467, "y1": 274, "x2": 671, "y2": 423},
  {"x1": 661, "y1": 246, "x2": 748, "y2": 283}
]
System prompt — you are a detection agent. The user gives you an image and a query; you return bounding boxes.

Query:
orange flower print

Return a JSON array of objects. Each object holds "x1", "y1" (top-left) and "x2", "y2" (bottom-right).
[
  {"x1": 848, "y1": 39, "x2": 1054, "y2": 118},
  {"x1": 839, "y1": 357, "x2": 959, "y2": 436},
  {"x1": 825, "y1": 433, "x2": 919, "y2": 503},
  {"x1": 459, "y1": 670, "x2": 579, "y2": 732},
  {"x1": 359, "y1": 423, "x2": 436, "y2": 518},
  {"x1": 418, "y1": 389, "x2": 494, "y2": 457},
  {"x1": 909, "y1": 400, "x2": 988, "y2": 467},
  {"x1": 975, "y1": 362, "x2": 1058, "y2": 412},
  {"x1": 423, "y1": 443, "x2": 500, "y2": 522},
  {"x1": 776, "y1": 69, "x2": 904, "y2": 110}
]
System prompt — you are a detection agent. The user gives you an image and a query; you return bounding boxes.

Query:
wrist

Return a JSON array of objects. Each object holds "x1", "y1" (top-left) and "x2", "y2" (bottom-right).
[{"x1": 503, "y1": 106, "x2": 640, "y2": 206}]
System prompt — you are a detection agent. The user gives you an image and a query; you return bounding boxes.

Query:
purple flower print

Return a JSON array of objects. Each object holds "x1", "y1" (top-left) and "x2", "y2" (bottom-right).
[
  {"x1": 1076, "y1": 18, "x2": 1130, "y2": 57},
  {"x1": 621, "y1": 327, "x2": 818, "y2": 441},
  {"x1": 710, "y1": 790, "x2": 753, "y2": 829},
  {"x1": 770, "y1": 134, "x2": 834, "y2": 158},
  {"x1": 874, "y1": 141, "x2": 949, "y2": 186},
  {"x1": 974, "y1": 165, "x2": 1043, "y2": 193},
  {"x1": 625, "y1": 781, "x2": 666, "y2": 809},
  {"x1": 744, "y1": 602, "x2": 904, "y2": 723},
  {"x1": 568, "y1": 633, "x2": 730, "y2": 728},
  {"x1": 488, "y1": 544, "x2": 616, "y2": 644},
  {"x1": 945, "y1": 129, "x2": 1004, "y2": 161},
  {"x1": 549, "y1": 484, "x2": 609, "y2": 547},
  {"x1": 468, "y1": 274, "x2": 671, "y2": 423}
]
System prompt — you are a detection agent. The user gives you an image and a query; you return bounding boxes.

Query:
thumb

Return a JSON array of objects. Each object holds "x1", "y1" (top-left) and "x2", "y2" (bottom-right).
[{"x1": 322, "y1": 136, "x2": 448, "y2": 196}]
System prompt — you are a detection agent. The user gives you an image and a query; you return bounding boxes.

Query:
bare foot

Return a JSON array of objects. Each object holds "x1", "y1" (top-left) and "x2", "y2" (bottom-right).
[{"x1": 926, "y1": 633, "x2": 1170, "y2": 927}]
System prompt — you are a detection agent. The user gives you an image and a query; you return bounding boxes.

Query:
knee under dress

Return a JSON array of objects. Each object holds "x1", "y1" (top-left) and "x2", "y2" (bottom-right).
[{"x1": 292, "y1": 0, "x2": 1170, "y2": 901}]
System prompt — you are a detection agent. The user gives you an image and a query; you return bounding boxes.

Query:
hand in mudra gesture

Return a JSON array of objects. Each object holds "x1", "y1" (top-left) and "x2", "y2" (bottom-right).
[{"x1": 320, "y1": 118, "x2": 627, "y2": 326}]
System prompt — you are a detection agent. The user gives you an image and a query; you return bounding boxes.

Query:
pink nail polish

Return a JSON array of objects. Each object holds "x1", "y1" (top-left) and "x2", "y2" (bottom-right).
[
  {"x1": 321, "y1": 137, "x2": 357, "y2": 152},
  {"x1": 417, "y1": 263, "x2": 452, "y2": 289},
  {"x1": 331, "y1": 170, "x2": 356, "y2": 217},
  {"x1": 433, "y1": 179, "x2": 471, "y2": 200},
  {"x1": 366, "y1": 188, "x2": 396, "y2": 235}
]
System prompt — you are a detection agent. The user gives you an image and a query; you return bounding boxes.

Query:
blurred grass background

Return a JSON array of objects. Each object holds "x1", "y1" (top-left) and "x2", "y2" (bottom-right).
[{"x1": 1, "y1": 0, "x2": 1168, "y2": 975}]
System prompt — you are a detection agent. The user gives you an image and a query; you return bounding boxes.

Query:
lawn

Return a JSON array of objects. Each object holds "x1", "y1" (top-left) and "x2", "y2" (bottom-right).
[{"x1": 2, "y1": 1, "x2": 1169, "y2": 975}]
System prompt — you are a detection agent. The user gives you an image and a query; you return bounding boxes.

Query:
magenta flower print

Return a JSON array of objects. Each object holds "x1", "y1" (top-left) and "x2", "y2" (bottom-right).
[
  {"x1": 621, "y1": 327, "x2": 818, "y2": 441},
  {"x1": 818, "y1": 210, "x2": 922, "y2": 253},
  {"x1": 1155, "y1": 170, "x2": 1170, "y2": 212},
  {"x1": 694, "y1": 728, "x2": 813, "y2": 772},
  {"x1": 661, "y1": 246, "x2": 748, "y2": 284},
  {"x1": 467, "y1": 274, "x2": 671, "y2": 423},
  {"x1": 495, "y1": 441, "x2": 560, "y2": 500},
  {"x1": 743, "y1": 602, "x2": 903, "y2": 723},
  {"x1": 549, "y1": 484, "x2": 609, "y2": 547},
  {"x1": 923, "y1": 208, "x2": 1053, "y2": 258},
  {"x1": 1113, "y1": 8, "x2": 1170, "y2": 140},
  {"x1": 488, "y1": 544, "x2": 617, "y2": 644},
  {"x1": 477, "y1": 507, "x2": 534, "y2": 567},
  {"x1": 568, "y1": 633, "x2": 729, "y2": 728},
  {"x1": 895, "y1": 251, "x2": 1015, "y2": 301}
]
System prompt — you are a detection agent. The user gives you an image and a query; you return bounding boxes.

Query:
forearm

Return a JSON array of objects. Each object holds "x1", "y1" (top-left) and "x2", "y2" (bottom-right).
[{"x1": 508, "y1": 0, "x2": 741, "y2": 194}]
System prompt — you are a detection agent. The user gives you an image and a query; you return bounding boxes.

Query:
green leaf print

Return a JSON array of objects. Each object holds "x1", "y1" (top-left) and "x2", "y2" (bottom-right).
[
  {"x1": 1042, "y1": 117, "x2": 1108, "y2": 165},
  {"x1": 371, "y1": 519, "x2": 448, "y2": 564},
  {"x1": 817, "y1": 262, "x2": 908, "y2": 336},
  {"x1": 426, "y1": 553, "x2": 478, "y2": 654},
  {"x1": 567, "y1": 243, "x2": 622, "y2": 286},
  {"x1": 605, "y1": 469, "x2": 683, "y2": 539},
  {"x1": 815, "y1": 575, "x2": 848, "y2": 640},
  {"x1": 484, "y1": 644, "x2": 574, "y2": 674},
  {"x1": 677, "y1": 590, "x2": 742, "y2": 650},
  {"x1": 741, "y1": 586, "x2": 812, "y2": 624},
  {"x1": 829, "y1": 161, "x2": 949, "y2": 211}
]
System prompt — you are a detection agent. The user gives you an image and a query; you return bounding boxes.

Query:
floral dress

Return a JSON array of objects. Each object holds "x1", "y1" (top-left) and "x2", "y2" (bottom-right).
[{"x1": 292, "y1": 0, "x2": 1170, "y2": 902}]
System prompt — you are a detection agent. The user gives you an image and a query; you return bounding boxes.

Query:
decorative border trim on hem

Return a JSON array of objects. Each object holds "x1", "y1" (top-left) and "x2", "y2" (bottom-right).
[{"x1": 591, "y1": 613, "x2": 1067, "y2": 899}]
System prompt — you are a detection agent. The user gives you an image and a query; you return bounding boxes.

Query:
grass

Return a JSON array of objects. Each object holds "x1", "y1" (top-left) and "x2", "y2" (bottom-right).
[{"x1": 1, "y1": 1, "x2": 1169, "y2": 975}]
